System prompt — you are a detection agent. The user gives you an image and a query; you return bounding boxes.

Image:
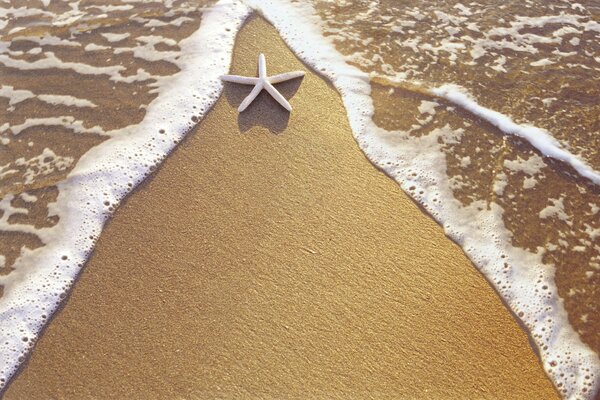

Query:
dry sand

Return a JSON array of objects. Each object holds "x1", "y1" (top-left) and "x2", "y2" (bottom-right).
[{"x1": 4, "y1": 16, "x2": 559, "y2": 399}]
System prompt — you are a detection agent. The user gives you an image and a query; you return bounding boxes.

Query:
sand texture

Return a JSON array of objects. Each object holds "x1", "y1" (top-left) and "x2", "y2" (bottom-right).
[{"x1": 4, "y1": 16, "x2": 559, "y2": 399}]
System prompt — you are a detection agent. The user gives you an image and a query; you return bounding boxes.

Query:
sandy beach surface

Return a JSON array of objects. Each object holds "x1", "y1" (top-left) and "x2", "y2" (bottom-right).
[{"x1": 4, "y1": 16, "x2": 560, "y2": 399}]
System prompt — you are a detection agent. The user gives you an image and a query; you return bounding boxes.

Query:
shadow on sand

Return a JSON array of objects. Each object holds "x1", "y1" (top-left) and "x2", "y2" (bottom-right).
[{"x1": 222, "y1": 76, "x2": 304, "y2": 134}]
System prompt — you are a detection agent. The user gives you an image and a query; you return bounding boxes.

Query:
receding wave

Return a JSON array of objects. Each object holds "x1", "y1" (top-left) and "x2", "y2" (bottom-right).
[
  {"x1": 0, "y1": 0, "x2": 598, "y2": 398},
  {"x1": 0, "y1": 0, "x2": 248, "y2": 389}
]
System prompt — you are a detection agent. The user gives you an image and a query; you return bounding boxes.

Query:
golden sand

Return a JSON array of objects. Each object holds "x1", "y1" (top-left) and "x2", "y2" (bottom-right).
[{"x1": 4, "y1": 17, "x2": 559, "y2": 399}]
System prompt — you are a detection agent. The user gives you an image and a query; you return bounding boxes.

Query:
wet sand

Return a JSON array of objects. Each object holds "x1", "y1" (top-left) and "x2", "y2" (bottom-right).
[{"x1": 4, "y1": 16, "x2": 559, "y2": 399}]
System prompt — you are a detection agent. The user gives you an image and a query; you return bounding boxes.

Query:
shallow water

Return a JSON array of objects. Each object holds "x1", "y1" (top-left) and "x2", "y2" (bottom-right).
[
  {"x1": 0, "y1": 0, "x2": 598, "y2": 398},
  {"x1": 307, "y1": 0, "x2": 600, "y2": 378}
]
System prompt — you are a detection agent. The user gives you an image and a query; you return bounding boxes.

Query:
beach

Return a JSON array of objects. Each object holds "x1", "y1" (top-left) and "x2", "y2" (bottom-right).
[{"x1": 3, "y1": 16, "x2": 560, "y2": 399}]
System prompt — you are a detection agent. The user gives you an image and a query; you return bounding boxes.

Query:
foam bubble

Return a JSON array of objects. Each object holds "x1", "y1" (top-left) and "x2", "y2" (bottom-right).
[
  {"x1": 430, "y1": 84, "x2": 600, "y2": 186},
  {"x1": 0, "y1": 0, "x2": 251, "y2": 390},
  {"x1": 242, "y1": 1, "x2": 600, "y2": 398},
  {"x1": 1, "y1": 1, "x2": 598, "y2": 398}
]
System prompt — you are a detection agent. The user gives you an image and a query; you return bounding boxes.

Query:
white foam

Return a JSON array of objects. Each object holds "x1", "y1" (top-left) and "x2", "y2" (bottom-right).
[
  {"x1": 83, "y1": 43, "x2": 109, "y2": 51},
  {"x1": 453, "y1": 3, "x2": 472, "y2": 17},
  {"x1": 0, "y1": 163, "x2": 17, "y2": 180},
  {"x1": 0, "y1": 86, "x2": 34, "y2": 106},
  {"x1": 504, "y1": 154, "x2": 546, "y2": 175},
  {"x1": 19, "y1": 192, "x2": 37, "y2": 203},
  {"x1": 430, "y1": 84, "x2": 600, "y2": 186},
  {"x1": 0, "y1": 6, "x2": 53, "y2": 22},
  {"x1": 100, "y1": 32, "x2": 130, "y2": 43},
  {"x1": 113, "y1": 35, "x2": 179, "y2": 63},
  {"x1": 539, "y1": 196, "x2": 571, "y2": 223},
  {"x1": 0, "y1": 51, "x2": 158, "y2": 84},
  {"x1": 417, "y1": 100, "x2": 438, "y2": 115},
  {"x1": 167, "y1": 16, "x2": 195, "y2": 27},
  {"x1": 12, "y1": 34, "x2": 81, "y2": 48},
  {"x1": 239, "y1": 1, "x2": 600, "y2": 398},
  {"x1": 37, "y1": 94, "x2": 97, "y2": 108},
  {"x1": 14, "y1": 148, "x2": 75, "y2": 186},
  {"x1": 0, "y1": 85, "x2": 96, "y2": 109},
  {"x1": 459, "y1": 11, "x2": 598, "y2": 70},
  {"x1": 0, "y1": 0, "x2": 250, "y2": 390},
  {"x1": 530, "y1": 58, "x2": 555, "y2": 67},
  {"x1": 1, "y1": 1, "x2": 598, "y2": 398},
  {"x1": 89, "y1": 4, "x2": 133, "y2": 13},
  {"x1": 493, "y1": 172, "x2": 508, "y2": 196},
  {"x1": 9, "y1": 117, "x2": 104, "y2": 136}
]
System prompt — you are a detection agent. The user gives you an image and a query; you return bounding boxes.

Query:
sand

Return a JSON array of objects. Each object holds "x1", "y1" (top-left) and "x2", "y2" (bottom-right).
[{"x1": 4, "y1": 16, "x2": 560, "y2": 399}]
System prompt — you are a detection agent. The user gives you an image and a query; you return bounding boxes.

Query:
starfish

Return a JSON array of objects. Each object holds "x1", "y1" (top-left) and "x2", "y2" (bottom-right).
[{"x1": 220, "y1": 53, "x2": 305, "y2": 112}]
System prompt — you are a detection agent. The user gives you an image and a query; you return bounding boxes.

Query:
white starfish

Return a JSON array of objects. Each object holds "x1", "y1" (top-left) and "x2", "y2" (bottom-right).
[{"x1": 220, "y1": 53, "x2": 305, "y2": 112}]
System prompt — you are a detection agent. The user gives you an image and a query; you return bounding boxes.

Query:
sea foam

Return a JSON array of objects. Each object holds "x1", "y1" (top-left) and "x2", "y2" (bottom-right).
[
  {"x1": 430, "y1": 84, "x2": 600, "y2": 186},
  {"x1": 242, "y1": 0, "x2": 600, "y2": 398},
  {"x1": 0, "y1": 1, "x2": 598, "y2": 399},
  {"x1": 0, "y1": 0, "x2": 250, "y2": 389}
]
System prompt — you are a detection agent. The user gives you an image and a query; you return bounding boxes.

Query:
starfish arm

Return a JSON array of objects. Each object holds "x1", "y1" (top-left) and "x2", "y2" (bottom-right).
[
  {"x1": 264, "y1": 81, "x2": 292, "y2": 111},
  {"x1": 220, "y1": 75, "x2": 260, "y2": 85},
  {"x1": 258, "y1": 53, "x2": 267, "y2": 79},
  {"x1": 268, "y1": 71, "x2": 305, "y2": 84},
  {"x1": 238, "y1": 82, "x2": 264, "y2": 112}
]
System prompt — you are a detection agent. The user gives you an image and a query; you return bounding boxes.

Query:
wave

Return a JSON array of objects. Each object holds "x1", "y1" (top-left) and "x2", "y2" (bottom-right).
[
  {"x1": 243, "y1": 0, "x2": 599, "y2": 398},
  {"x1": 0, "y1": 1, "x2": 598, "y2": 399},
  {"x1": 430, "y1": 84, "x2": 600, "y2": 186},
  {"x1": 0, "y1": 0, "x2": 249, "y2": 390}
]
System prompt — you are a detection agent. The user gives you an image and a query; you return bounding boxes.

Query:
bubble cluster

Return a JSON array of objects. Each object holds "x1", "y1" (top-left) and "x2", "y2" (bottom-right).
[
  {"x1": 0, "y1": 0, "x2": 250, "y2": 392},
  {"x1": 248, "y1": 0, "x2": 600, "y2": 398}
]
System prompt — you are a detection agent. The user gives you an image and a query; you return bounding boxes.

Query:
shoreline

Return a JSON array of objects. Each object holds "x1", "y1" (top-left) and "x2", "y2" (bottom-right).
[{"x1": 4, "y1": 16, "x2": 560, "y2": 399}]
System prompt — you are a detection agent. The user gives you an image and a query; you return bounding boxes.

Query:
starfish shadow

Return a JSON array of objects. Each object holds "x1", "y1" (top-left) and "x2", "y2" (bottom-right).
[{"x1": 223, "y1": 76, "x2": 304, "y2": 134}]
